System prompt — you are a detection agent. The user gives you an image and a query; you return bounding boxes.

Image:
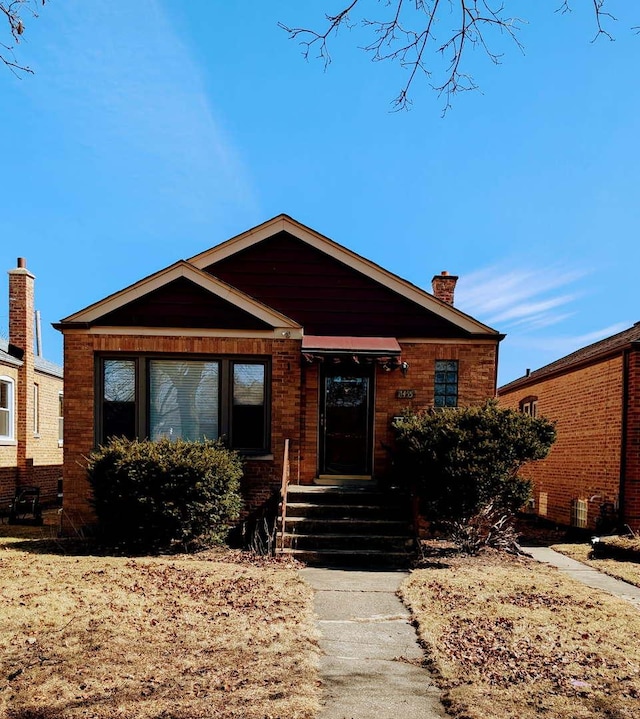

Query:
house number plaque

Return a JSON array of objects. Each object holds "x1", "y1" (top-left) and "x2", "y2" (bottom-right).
[{"x1": 396, "y1": 389, "x2": 416, "y2": 399}]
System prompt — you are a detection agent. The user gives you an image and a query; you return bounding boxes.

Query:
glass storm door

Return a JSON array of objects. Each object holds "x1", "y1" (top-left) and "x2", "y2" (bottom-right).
[{"x1": 320, "y1": 367, "x2": 374, "y2": 476}]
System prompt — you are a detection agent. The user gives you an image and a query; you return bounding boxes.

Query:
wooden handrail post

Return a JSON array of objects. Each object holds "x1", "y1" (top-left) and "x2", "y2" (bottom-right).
[{"x1": 279, "y1": 439, "x2": 291, "y2": 552}]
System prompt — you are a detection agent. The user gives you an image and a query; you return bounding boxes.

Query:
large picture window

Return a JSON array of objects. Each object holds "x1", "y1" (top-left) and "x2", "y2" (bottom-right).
[
  {"x1": 0, "y1": 377, "x2": 15, "y2": 441},
  {"x1": 98, "y1": 357, "x2": 269, "y2": 452}
]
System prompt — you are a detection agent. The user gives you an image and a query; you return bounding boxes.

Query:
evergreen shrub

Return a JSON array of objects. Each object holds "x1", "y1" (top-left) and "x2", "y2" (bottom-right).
[{"x1": 87, "y1": 437, "x2": 243, "y2": 551}]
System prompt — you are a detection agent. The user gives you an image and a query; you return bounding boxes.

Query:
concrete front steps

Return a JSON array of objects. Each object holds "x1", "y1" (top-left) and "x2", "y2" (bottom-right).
[{"x1": 278, "y1": 484, "x2": 416, "y2": 568}]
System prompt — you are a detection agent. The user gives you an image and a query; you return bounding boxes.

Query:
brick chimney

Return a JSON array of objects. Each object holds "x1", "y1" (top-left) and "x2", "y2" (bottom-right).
[
  {"x1": 431, "y1": 271, "x2": 458, "y2": 305},
  {"x1": 8, "y1": 257, "x2": 36, "y2": 483}
]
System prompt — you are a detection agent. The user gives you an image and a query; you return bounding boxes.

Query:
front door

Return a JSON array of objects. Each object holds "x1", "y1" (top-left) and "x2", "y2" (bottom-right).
[{"x1": 320, "y1": 366, "x2": 374, "y2": 477}]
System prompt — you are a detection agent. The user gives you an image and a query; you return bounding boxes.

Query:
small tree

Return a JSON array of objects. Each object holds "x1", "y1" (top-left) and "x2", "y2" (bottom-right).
[
  {"x1": 87, "y1": 437, "x2": 243, "y2": 552},
  {"x1": 393, "y1": 400, "x2": 556, "y2": 552}
]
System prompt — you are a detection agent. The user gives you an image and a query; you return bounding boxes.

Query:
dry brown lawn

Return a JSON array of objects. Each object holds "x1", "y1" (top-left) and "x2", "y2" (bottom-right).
[
  {"x1": 0, "y1": 520, "x2": 320, "y2": 719},
  {"x1": 551, "y1": 542, "x2": 640, "y2": 588},
  {"x1": 401, "y1": 551, "x2": 640, "y2": 719}
]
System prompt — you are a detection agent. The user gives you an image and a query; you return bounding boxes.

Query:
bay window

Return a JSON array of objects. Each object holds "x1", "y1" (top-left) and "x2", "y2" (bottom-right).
[{"x1": 98, "y1": 356, "x2": 269, "y2": 452}]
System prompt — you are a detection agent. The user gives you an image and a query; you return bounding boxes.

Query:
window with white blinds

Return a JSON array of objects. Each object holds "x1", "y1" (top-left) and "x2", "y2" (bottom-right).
[{"x1": 149, "y1": 360, "x2": 219, "y2": 442}]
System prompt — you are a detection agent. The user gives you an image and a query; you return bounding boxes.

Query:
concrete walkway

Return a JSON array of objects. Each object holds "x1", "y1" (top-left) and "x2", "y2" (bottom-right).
[
  {"x1": 526, "y1": 546, "x2": 640, "y2": 610},
  {"x1": 300, "y1": 568, "x2": 447, "y2": 719}
]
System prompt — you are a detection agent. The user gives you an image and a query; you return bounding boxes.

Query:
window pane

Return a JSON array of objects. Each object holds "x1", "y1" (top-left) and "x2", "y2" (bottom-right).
[
  {"x1": 0, "y1": 380, "x2": 11, "y2": 438},
  {"x1": 232, "y1": 363, "x2": 265, "y2": 449},
  {"x1": 103, "y1": 360, "x2": 136, "y2": 441},
  {"x1": 149, "y1": 360, "x2": 219, "y2": 442},
  {"x1": 0, "y1": 410, "x2": 8, "y2": 437},
  {"x1": 434, "y1": 360, "x2": 458, "y2": 408}
]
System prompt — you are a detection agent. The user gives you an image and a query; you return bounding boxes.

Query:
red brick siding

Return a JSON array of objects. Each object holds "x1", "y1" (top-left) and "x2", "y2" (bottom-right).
[
  {"x1": 499, "y1": 356, "x2": 624, "y2": 529},
  {"x1": 297, "y1": 342, "x2": 497, "y2": 482},
  {"x1": 62, "y1": 332, "x2": 498, "y2": 533},
  {"x1": 0, "y1": 466, "x2": 18, "y2": 508},
  {"x1": 373, "y1": 342, "x2": 498, "y2": 478},
  {"x1": 61, "y1": 333, "x2": 303, "y2": 532},
  {"x1": 623, "y1": 349, "x2": 640, "y2": 528}
]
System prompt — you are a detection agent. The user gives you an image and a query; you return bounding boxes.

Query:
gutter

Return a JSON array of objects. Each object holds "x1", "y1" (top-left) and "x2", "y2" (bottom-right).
[{"x1": 498, "y1": 344, "x2": 631, "y2": 395}]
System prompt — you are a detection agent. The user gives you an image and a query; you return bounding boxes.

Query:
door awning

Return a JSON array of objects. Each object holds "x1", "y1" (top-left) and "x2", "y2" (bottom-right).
[{"x1": 301, "y1": 335, "x2": 402, "y2": 368}]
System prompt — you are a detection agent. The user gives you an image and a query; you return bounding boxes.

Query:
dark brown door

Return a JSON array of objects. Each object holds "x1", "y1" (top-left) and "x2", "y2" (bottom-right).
[{"x1": 320, "y1": 366, "x2": 374, "y2": 476}]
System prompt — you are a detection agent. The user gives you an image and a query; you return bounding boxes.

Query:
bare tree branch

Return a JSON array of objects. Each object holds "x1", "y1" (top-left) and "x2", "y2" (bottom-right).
[
  {"x1": 280, "y1": 1, "x2": 633, "y2": 112},
  {"x1": 1, "y1": 0, "x2": 46, "y2": 76}
]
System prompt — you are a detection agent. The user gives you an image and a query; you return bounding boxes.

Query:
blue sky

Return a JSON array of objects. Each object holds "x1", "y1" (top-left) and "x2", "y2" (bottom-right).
[{"x1": 0, "y1": 1, "x2": 638, "y2": 384}]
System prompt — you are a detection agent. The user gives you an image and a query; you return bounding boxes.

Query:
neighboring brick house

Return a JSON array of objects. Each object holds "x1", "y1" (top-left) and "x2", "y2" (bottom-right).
[
  {"x1": 55, "y1": 215, "x2": 502, "y2": 532},
  {"x1": 1, "y1": 258, "x2": 64, "y2": 510},
  {"x1": 498, "y1": 322, "x2": 640, "y2": 532}
]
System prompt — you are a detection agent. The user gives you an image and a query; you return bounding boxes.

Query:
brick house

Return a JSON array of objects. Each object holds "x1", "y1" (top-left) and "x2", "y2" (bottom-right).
[
  {"x1": 1, "y1": 258, "x2": 64, "y2": 510},
  {"x1": 55, "y1": 215, "x2": 502, "y2": 533},
  {"x1": 498, "y1": 322, "x2": 640, "y2": 532}
]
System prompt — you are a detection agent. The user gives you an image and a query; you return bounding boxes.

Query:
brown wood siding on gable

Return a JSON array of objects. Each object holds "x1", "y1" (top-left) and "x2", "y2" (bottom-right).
[
  {"x1": 91, "y1": 278, "x2": 273, "y2": 330},
  {"x1": 206, "y1": 232, "x2": 469, "y2": 337}
]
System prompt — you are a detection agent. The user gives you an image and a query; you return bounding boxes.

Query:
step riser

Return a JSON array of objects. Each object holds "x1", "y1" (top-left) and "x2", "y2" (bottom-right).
[
  {"x1": 285, "y1": 504, "x2": 409, "y2": 520},
  {"x1": 280, "y1": 519, "x2": 411, "y2": 535},
  {"x1": 277, "y1": 486, "x2": 416, "y2": 566},
  {"x1": 281, "y1": 550, "x2": 414, "y2": 569},
  {"x1": 286, "y1": 489, "x2": 407, "y2": 507},
  {"x1": 282, "y1": 534, "x2": 414, "y2": 551}
]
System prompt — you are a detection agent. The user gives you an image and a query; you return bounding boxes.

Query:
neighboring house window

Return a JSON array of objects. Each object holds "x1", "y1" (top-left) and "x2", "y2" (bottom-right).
[
  {"x1": 434, "y1": 360, "x2": 458, "y2": 407},
  {"x1": 33, "y1": 383, "x2": 40, "y2": 436},
  {"x1": 520, "y1": 397, "x2": 538, "y2": 418},
  {"x1": 0, "y1": 377, "x2": 15, "y2": 441},
  {"x1": 58, "y1": 392, "x2": 64, "y2": 446},
  {"x1": 99, "y1": 357, "x2": 269, "y2": 452}
]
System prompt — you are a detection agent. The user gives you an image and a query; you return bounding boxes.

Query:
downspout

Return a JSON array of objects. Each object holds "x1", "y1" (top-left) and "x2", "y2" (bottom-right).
[
  {"x1": 493, "y1": 340, "x2": 500, "y2": 397},
  {"x1": 619, "y1": 347, "x2": 630, "y2": 528}
]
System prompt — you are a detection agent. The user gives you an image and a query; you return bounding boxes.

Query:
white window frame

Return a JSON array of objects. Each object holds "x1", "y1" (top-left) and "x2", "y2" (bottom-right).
[{"x1": 0, "y1": 376, "x2": 16, "y2": 444}]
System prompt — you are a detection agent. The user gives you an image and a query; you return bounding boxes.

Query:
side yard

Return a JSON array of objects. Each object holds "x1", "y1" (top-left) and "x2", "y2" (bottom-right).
[
  {"x1": 0, "y1": 529, "x2": 320, "y2": 719},
  {"x1": 401, "y1": 550, "x2": 640, "y2": 719}
]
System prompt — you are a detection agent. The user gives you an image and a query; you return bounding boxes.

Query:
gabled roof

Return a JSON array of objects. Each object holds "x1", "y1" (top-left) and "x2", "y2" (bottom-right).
[
  {"x1": 0, "y1": 339, "x2": 63, "y2": 378},
  {"x1": 58, "y1": 261, "x2": 302, "y2": 331},
  {"x1": 499, "y1": 321, "x2": 640, "y2": 393},
  {"x1": 0, "y1": 340, "x2": 22, "y2": 368},
  {"x1": 189, "y1": 214, "x2": 500, "y2": 338}
]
